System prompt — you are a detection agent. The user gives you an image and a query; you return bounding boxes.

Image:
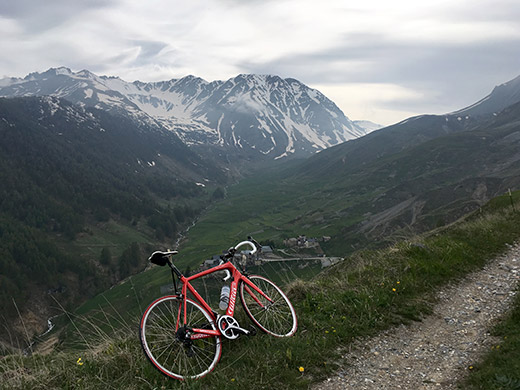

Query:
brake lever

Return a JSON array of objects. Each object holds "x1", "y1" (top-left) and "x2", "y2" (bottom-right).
[{"x1": 223, "y1": 270, "x2": 231, "y2": 281}]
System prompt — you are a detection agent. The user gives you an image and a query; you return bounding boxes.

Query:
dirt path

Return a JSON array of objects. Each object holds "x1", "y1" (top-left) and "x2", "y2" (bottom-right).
[{"x1": 313, "y1": 243, "x2": 520, "y2": 390}]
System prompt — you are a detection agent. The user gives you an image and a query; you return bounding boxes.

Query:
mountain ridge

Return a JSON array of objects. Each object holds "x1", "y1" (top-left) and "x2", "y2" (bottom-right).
[
  {"x1": 295, "y1": 71, "x2": 520, "y2": 180},
  {"x1": 0, "y1": 67, "x2": 378, "y2": 160},
  {"x1": 452, "y1": 74, "x2": 520, "y2": 117}
]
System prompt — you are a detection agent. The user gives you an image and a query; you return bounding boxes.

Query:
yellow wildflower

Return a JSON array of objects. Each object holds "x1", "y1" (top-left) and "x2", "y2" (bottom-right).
[
  {"x1": 76, "y1": 357, "x2": 84, "y2": 366},
  {"x1": 299, "y1": 366, "x2": 305, "y2": 373}
]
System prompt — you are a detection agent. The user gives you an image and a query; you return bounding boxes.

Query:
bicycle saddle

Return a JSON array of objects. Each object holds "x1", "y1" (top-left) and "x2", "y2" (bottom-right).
[{"x1": 148, "y1": 250, "x2": 178, "y2": 266}]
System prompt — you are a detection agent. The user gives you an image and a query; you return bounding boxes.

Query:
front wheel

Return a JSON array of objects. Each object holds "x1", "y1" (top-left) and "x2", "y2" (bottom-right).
[
  {"x1": 139, "y1": 296, "x2": 222, "y2": 380},
  {"x1": 240, "y1": 275, "x2": 297, "y2": 337}
]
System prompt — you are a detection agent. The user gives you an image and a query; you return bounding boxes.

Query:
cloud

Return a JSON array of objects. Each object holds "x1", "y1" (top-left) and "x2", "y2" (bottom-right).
[
  {"x1": 1, "y1": 0, "x2": 520, "y2": 124},
  {"x1": 0, "y1": 0, "x2": 113, "y2": 33},
  {"x1": 240, "y1": 32, "x2": 520, "y2": 122},
  {"x1": 311, "y1": 82, "x2": 423, "y2": 125},
  {"x1": 124, "y1": 40, "x2": 169, "y2": 67}
]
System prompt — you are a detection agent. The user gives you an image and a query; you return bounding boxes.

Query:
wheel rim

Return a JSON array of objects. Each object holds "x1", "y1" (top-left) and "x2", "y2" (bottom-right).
[
  {"x1": 140, "y1": 296, "x2": 221, "y2": 380},
  {"x1": 240, "y1": 276, "x2": 297, "y2": 337}
]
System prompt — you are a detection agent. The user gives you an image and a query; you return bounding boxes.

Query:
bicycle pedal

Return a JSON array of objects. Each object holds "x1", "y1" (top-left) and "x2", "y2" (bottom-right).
[
  {"x1": 247, "y1": 325, "x2": 257, "y2": 336},
  {"x1": 235, "y1": 326, "x2": 250, "y2": 335}
]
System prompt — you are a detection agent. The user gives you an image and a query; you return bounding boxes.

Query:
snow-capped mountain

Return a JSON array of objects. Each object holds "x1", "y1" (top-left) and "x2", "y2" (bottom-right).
[{"x1": 0, "y1": 67, "x2": 371, "y2": 159}]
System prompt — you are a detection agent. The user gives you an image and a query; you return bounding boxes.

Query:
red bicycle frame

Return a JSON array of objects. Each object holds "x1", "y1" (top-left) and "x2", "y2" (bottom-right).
[{"x1": 177, "y1": 260, "x2": 273, "y2": 339}]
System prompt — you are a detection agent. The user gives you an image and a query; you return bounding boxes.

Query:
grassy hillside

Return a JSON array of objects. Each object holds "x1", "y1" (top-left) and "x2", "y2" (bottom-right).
[
  {"x1": 2, "y1": 96, "x2": 520, "y2": 387},
  {"x1": 2, "y1": 191, "x2": 519, "y2": 389}
]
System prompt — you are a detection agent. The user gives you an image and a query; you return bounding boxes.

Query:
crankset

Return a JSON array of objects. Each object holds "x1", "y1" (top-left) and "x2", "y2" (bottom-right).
[{"x1": 217, "y1": 315, "x2": 254, "y2": 340}]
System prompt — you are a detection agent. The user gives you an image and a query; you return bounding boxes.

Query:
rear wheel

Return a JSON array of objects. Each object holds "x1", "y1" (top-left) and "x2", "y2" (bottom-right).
[
  {"x1": 140, "y1": 296, "x2": 221, "y2": 380},
  {"x1": 240, "y1": 275, "x2": 297, "y2": 337}
]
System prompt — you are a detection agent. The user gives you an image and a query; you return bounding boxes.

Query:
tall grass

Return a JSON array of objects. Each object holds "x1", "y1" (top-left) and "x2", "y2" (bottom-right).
[{"x1": 1, "y1": 195, "x2": 520, "y2": 389}]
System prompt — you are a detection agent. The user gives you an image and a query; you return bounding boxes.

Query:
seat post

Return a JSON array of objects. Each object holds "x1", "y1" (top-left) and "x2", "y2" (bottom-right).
[{"x1": 168, "y1": 260, "x2": 182, "y2": 294}]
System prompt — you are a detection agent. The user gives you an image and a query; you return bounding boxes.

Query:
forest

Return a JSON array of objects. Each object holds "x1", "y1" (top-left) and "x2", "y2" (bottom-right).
[{"x1": 0, "y1": 97, "x2": 223, "y2": 329}]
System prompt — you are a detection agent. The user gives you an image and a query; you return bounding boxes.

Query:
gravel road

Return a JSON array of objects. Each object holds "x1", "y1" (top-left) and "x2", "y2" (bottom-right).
[{"x1": 313, "y1": 243, "x2": 520, "y2": 390}]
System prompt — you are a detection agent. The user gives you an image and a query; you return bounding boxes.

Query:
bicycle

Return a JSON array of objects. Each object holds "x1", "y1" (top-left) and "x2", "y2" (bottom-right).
[{"x1": 139, "y1": 238, "x2": 298, "y2": 380}]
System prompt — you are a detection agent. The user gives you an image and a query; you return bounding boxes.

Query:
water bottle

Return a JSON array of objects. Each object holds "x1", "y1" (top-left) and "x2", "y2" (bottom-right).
[{"x1": 219, "y1": 286, "x2": 230, "y2": 311}]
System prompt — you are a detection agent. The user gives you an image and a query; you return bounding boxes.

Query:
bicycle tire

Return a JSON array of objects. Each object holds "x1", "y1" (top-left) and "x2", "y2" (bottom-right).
[
  {"x1": 239, "y1": 275, "x2": 297, "y2": 337},
  {"x1": 140, "y1": 295, "x2": 222, "y2": 380}
]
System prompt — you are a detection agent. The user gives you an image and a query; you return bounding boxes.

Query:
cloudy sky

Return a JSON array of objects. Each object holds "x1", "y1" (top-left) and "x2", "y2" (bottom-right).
[{"x1": 1, "y1": 0, "x2": 520, "y2": 125}]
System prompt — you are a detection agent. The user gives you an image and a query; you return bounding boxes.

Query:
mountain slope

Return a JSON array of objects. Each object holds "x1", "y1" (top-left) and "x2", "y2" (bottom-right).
[
  {"x1": 295, "y1": 113, "x2": 473, "y2": 178},
  {"x1": 453, "y1": 74, "x2": 520, "y2": 117},
  {"x1": 7, "y1": 187, "x2": 519, "y2": 390},
  {"x1": 296, "y1": 73, "x2": 520, "y2": 181},
  {"x1": 183, "y1": 97, "x2": 520, "y2": 258},
  {"x1": 306, "y1": 101, "x2": 520, "y2": 248},
  {"x1": 0, "y1": 68, "x2": 369, "y2": 159},
  {"x1": 0, "y1": 96, "x2": 225, "y2": 346}
]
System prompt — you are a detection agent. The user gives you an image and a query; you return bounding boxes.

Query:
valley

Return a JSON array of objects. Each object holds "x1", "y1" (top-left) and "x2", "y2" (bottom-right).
[
  {"x1": 1, "y1": 68, "x2": 520, "y2": 389},
  {"x1": 3, "y1": 190, "x2": 520, "y2": 390}
]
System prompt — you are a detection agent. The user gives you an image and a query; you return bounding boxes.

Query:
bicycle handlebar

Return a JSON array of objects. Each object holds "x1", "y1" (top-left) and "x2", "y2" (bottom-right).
[
  {"x1": 220, "y1": 240, "x2": 259, "y2": 281},
  {"x1": 234, "y1": 240, "x2": 257, "y2": 255}
]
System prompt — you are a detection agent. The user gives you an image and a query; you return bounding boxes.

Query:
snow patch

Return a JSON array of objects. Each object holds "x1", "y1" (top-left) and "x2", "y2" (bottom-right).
[
  {"x1": 43, "y1": 97, "x2": 61, "y2": 116},
  {"x1": 54, "y1": 67, "x2": 73, "y2": 76},
  {"x1": 306, "y1": 89, "x2": 321, "y2": 104}
]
